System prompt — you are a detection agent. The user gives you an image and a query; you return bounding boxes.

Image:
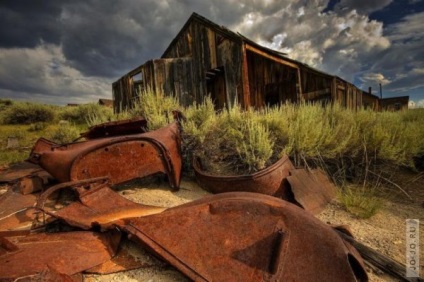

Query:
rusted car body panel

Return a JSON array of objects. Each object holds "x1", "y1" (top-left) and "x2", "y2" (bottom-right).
[
  {"x1": 36, "y1": 180, "x2": 165, "y2": 230},
  {"x1": 40, "y1": 183, "x2": 366, "y2": 281},
  {"x1": 123, "y1": 192, "x2": 367, "y2": 282},
  {"x1": 286, "y1": 168, "x2": 337, "y2": 214},
  {"x1": 28, "y1": 122, "x2": 182, "y2": 190},
  {"x1": 80, "y1": 117, "x2": 147, "y2": 140},
  {"x1": 0, "y1": 230, "x2": 121, "y2": 280},
  {"x1": 193, "y1": 155, "x2": 295, "y2": 197},
  {"x1": 0, "y1": 189, "x2": 38, "y2": 232}
]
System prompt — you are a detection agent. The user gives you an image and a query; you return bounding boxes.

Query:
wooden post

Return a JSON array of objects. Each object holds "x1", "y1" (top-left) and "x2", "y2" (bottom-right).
[{"x1": 336, "y1": 230, "x2": 421, "y2": 282}]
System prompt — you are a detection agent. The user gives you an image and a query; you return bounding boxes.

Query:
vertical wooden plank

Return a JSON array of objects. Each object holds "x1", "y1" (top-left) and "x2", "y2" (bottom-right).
[
  {"x1": 241, "y1": 44, "x2": 251, "y2": 109},
  {"x1": 207, "y1": 29, "x2": 217, "y2": 69}
]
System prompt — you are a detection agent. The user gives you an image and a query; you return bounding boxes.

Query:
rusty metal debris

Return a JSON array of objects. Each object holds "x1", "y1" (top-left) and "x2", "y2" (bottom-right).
[
  {"x1": 286, "y1": 168, "x2": 337, "y2": 214},
  {"x1": 28, "y1": 122, "x2": 182, "y2": 190},
  {"x1": 14, "y1": 268, "x2": 83, "y2": 282},
  {"x1": 0, "y1": 189, "x2": 38, "y2": 232},
  {"x1": 0, "y1": 162, "x2": 54, "y2": 195},
  {"x1": 194, "y1": 155, "x2": 337, "y2": 214},
  {"x1": 122, "y1": 192, "x2": 367, "y2": 282},
  {"x1": 193, "y1": 154, "x2": 295, "y2": 197},
  {"x1": 80, "y1": 117, "x2": 147, "y2": 140},
  {"x1": 38, "y1": 181, "x2": 367, "y2": 281},
  {"x1": 84, "y1": 243, "x2": 154, "y2": 274},
  {"x1": 36, "y1": 178, "x2": 165, "y2": 230},
  {"x1": 0, "y1": 230, "x2": 121, "y2": 281}
]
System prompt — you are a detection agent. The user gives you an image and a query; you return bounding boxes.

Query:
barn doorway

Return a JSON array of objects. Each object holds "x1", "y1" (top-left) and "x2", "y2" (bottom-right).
[{"x1": 206, "y1": 66, "x2": 226, "y2": 110}]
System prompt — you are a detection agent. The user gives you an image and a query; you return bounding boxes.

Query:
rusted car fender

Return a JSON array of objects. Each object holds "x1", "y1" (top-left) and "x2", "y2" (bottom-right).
[
  {"x1": 28, "y1": 122, "x2": 182, "y2": 190},
  {"x1": 123, "y1": 192, "x2": 368, "y2": 282}
]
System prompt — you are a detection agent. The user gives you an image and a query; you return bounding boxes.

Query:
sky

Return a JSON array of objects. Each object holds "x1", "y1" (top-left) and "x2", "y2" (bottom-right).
[{"x1": 0, "y1": 0, "x2": 423, "y2": 106}]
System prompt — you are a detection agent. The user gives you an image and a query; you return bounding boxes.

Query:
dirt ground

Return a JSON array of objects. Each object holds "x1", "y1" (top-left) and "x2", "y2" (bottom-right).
[{"x1": 82, "y1": 170, "x2": 424, "y2": 282}]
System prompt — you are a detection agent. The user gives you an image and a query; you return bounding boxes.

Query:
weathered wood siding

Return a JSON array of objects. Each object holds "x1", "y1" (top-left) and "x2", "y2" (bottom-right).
[
  {"x1": 380, "y1": 96, "x2": 409, "y2": 111},
  {"x1": 246, "y1": 50, "x2": 297, "y2": 108},
  {"x1": 333, "y1": 78, "x2": 363, "y2": 110},
  {"x1": 162, "y1": 20, "x2": 243, "y2": 108},
  {"x1": 362, "y1": 92, "x2": 379, "y2": 110},
  {"x1": 299, "y1": 68, "x2": 333, "y2": 103},
  {"x1": 112, "y1": 58, "x2": 193, "y2": 112}
]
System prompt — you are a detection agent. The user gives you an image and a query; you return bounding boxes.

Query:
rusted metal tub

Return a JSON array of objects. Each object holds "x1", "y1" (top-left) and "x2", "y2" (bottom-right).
[
  {"x1": 193, "y1": 154, "x2": 295, "y2": 197},
  {"x1": 28, "y1": 122, "x2": 182, "y2": 190}
]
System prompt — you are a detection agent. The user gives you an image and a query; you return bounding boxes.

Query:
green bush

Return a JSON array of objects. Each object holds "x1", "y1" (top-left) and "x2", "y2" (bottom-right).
[
  {"x1": 130, "y1": 88, "x2": 180, "y2": 130},
  {"x1": 28, "y1": 122, "x2": 48, "y2": 132},
  {"x1": 58, "y1": 103, "x2": 113, "y2": 125},
  {"x1": 48, "y1": 122, "x2": 81, "y2": 144},
  {"x1": 339, "y1": 186, "x2": 383, "y2": 219},
  {"x1": 2, "y1": 102, "x2": 57, "y2": 124}
]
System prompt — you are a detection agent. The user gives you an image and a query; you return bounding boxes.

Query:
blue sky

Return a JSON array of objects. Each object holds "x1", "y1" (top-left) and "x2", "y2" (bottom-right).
[{"x1": 0, "y1": 0, "x2": 423, "y2": 106}]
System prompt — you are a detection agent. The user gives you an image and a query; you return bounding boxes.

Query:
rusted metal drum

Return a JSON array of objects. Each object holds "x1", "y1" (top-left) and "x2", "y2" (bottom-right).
[{"x1": 193, "y1": 154, "x2": 295, "y2": 197}]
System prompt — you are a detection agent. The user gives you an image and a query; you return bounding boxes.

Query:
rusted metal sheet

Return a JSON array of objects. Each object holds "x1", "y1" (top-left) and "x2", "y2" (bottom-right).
[
  {"x1": 0, "y1": 162, "x2": 53, "y2": 194},
  {"x1": 15, "y1": 268, "x2": 83, "y2": 282},
  {"x1": 28, "y1": 122, "x2": 182, "y2": 190},
  {"x1": 35, "y1": 179, "x2": 366, "y2": 281},
  {"x1": 193, "y1": 154, "x2": 295, "y2": 197},
  {"x1": 84, "y1": 244, "x2": 153, "y2": 274},
  {"x1": 80, "y1": 117, "x2": 147, "y2": 140},
  {"x1": 122, "y1": 192, "x2": 367, "y2": 282},
  {"x1": 286, "y1": 168, "x2": 337, "y2": 214},
  {"x1": 36, "y1": 179, "x2": 166, "y2": 230},
  {"x1": 0, "y1": 189, "x2": 38, "y2": 232},
  {"x1": 0, "y1": 230, "x2": 121, "y2": 280},
  {"x1": 0, "y1": 162, "x2": 42, "y2": 183}
]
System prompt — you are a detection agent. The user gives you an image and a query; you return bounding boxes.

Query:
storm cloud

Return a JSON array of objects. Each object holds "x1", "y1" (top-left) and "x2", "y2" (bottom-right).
[{"x1": 0, "y1": 0, "x2": 422, "y2": 104}]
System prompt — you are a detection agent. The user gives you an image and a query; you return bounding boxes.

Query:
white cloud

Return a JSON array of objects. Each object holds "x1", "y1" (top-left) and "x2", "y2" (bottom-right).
[
  {"x1": 417, "y1": 99, "x2": 424, "y2": 108},
  {"x1": 0, "y1": 44, "x2": 111, "y2": 104},
  {"x1": 360, "y1": 73, "x2": 391, "y2": 85}
]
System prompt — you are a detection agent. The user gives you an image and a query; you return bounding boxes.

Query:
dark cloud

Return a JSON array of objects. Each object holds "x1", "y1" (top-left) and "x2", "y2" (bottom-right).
[
  {"x1": 0, "y1": 1, "x2": 66, "y2": 47},
  {"x1": 0, "y1": 0, "x2": 422, "y2": 105}
]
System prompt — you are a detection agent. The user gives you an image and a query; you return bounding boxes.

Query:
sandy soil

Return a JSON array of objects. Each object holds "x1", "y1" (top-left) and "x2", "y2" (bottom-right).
[{"x1": 82, "y1": 172, "x2": 423, "y2": 282}]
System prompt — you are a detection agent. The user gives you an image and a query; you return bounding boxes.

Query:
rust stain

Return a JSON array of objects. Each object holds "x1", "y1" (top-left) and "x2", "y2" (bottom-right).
[
  {"x1": 193, "y1": 154, "x2": 295, "y2": 197},
  {"x1": 28, "y1": 122, "x2": 182, "y2": 190}
]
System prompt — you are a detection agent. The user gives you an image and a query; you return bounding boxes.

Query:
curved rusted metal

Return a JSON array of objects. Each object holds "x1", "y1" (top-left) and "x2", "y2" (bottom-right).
[
  {"x1": 193, "y1": 154, "x2": 295, "y2": 197},
  {"x1": 123, "y1": 192, "x2": 368, "y2": 282},
  {"x1": 28, "y1": 122, "x2": 182, "y2": 190}
]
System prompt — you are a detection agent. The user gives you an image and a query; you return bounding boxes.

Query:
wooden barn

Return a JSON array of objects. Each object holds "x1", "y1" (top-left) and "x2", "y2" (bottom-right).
[{"x1": 112, "y1": 13, "x2": 406, "y2": 112}]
